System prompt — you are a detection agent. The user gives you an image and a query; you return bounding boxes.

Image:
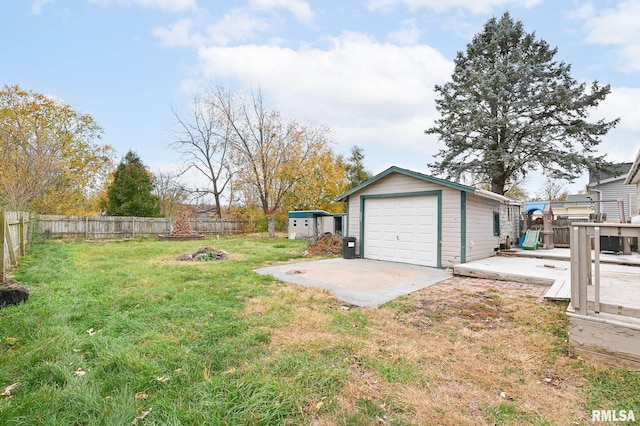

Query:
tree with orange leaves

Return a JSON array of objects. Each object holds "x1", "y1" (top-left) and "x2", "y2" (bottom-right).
[{"x1": 0, "y1": 84, "x2": 114, "y2": 213}]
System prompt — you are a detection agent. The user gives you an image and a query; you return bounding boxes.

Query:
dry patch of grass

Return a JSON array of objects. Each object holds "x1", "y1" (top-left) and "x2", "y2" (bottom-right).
[{"x1": 250, "y1": 277, "x2": 591, "y2": 425}]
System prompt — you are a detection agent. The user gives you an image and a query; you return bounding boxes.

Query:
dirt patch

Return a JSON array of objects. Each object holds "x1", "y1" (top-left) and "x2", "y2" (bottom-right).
[
  {"x1": 307, "y1": 234, "x2": 343, "y2": 256},
  {"x1": 250, "y1": 276, "x2": 590, "y2": 425}
]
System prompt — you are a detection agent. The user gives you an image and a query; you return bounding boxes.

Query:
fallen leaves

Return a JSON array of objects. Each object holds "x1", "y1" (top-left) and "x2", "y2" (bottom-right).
[
  {"x1": 1, "y1": 382, "x2": 19, "y2": 397},
  {"x1": 221, "y1": 368, "x2": 236, "y2": 376},
  {"x1": 73, "y1": 368, "x2": 87, "y2": 377},
  {"x1": 132, "y1": 407, "x2": 152, "y2": 425}
]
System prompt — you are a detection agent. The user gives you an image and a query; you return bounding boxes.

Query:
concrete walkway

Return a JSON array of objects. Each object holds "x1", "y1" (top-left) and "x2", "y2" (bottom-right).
[
  {"x1": 255, "y1": 258, "x2": 452, "y2": 307},
  {"x1": 255, "y1": 249, "x2": 640, "y2": 306}
]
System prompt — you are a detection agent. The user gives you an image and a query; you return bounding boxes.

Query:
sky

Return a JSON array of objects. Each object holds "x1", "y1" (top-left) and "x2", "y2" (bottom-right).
[{"x1": 2, "y1": 0, "x2": 640, "y2": 199}]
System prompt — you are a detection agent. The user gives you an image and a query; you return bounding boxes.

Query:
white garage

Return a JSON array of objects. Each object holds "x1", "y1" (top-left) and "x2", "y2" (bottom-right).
[
  {"x1": 337, "y1": 166, "x2": 519, "y2": 268},
  {"x1": 363, "y1": 195, "x2": 438, "y2": 267}
]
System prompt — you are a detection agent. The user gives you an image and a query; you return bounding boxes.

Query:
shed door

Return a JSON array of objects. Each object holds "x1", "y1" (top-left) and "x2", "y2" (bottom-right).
[{"x1": 363, "y1": 195, "x2": 438, "y2": 267}]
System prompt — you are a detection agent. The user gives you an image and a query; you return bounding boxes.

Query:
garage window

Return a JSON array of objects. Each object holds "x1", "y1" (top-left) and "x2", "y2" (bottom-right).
[{"x1": 493, "y1": 211, "x2": 500, "y2": 236}]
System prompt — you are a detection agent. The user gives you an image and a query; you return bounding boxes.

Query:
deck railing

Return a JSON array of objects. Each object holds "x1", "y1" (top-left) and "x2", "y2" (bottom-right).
[{"x1": 570, "y1": 222, "x2": 640, "y2": 317}]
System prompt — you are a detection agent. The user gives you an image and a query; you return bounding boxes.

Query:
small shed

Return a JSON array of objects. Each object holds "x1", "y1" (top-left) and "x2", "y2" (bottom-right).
[
  {"x1": 336, "y1": 166, "x2": 520, "y2": 268},
  {"x1": 288, "y1": 210, "x2": 345, "y2": 240}
]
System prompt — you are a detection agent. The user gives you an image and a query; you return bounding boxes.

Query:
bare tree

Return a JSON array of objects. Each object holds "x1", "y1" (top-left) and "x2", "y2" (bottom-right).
[
  {"x1": 152, "y1": 170, "x2": 188, "y2": 217},
  {"x1": 170, "y1": 94, "x2": 234, "y2": 217},
  {"x1": 538, "y1": 177, "x2": 568, "y2": 201},
  {"x1": 211, "y1": 86, "x2": 334, "y2": 214}
]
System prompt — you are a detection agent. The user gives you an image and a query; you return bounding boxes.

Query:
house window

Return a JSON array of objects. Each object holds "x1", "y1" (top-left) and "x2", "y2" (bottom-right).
[
  {"x1": 493, "y1": 211, "x2": 501, "y2": 236},
  {"x1": 304, "y1": 219, "x2": 309, "y2": 228},
  {"x1": 292, "y1": 219, "x2": 297, "y2": 227}
]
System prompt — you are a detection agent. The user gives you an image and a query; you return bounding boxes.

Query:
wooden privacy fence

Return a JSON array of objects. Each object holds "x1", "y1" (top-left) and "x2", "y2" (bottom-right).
[
  {"x1": 529, "y1": 218, "x2": 589, "y2": 247},
  {"x1": 1, "y1": 211, "x2": 32, "y2": 281},
  {"x1": 37, "y1": 215, "x2": 248, "y2": 239}
]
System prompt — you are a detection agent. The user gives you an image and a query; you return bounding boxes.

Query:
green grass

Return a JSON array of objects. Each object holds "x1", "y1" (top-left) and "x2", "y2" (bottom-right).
[
  {"x1": 481, "y1": 402, "x2": 552, "y2": 426},
  {"x1": 0, "y1": 237, "x2": 316, "y2": 425},
  {"x1": 584, "y1": 368, "x2": 640, "y2": 425},
  {"x1": 1, "y1": 236, "x2": 639, "y2": 425}
]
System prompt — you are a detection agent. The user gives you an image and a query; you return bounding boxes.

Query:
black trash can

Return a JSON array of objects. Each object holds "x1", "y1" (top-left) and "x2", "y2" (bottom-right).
[{"x1": 342, "y1": 237, "x2": 356, "y2": 259}]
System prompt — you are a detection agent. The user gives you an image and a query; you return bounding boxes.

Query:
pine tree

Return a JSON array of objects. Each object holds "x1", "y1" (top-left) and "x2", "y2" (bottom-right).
[
  {"x1": 105, "y1": 151, "x2": 161, "y2": 217},
  {"x1": 345, "y1": 145, "x2": 372, "y2": 189},
  {"x1": 426, "y1": 12, "x2": 618, "y2": 195}
]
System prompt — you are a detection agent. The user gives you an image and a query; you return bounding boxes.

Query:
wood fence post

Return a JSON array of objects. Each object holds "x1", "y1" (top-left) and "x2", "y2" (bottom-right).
[
  {"x1": 5, "y1": 214, "x2": 17, "y2": 268},
  {"x1": 268, "y1": 216, "x2": 275, "y2": 239},
  {"x1": 19, "y1": 212, "x2": 26, "y2": 256},
  {"x1": 0, "y1": 211, "x2": 5, "y2": 282}
]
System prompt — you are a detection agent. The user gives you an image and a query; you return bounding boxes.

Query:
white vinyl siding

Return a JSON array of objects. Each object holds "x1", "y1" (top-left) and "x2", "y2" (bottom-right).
[
  {"x1": 465, "y1": 194, "x2": 501, "y2": 261},
  {"x1": 345, "y1": 173, "x2": 464, "y2": 267},
  {"x1": 343, "y1": 170, "x2": 513, "y2": 267},
  {"x1": 590, "y1": 178, "x2": 636, "y2": 222}
]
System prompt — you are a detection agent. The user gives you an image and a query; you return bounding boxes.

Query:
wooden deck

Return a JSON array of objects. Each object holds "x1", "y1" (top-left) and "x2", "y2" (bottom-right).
[
  {"x1": 544, "y1": 279, "x2": 570, "y2": 301},
  {"x1": 568, "y1": 223, "x2": 640, "y2": 370},
  {"x1": 503, "y1": 248, "x2": 640, "y2": 302},
  {"x1": 455, "y1": 237, "x2": 640, "y2": 370},
  {"x1": 568, "y1": 309, "x2": 640, "y2": 370}
]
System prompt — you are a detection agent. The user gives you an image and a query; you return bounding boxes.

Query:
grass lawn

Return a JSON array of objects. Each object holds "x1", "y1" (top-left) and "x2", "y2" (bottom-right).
[{"x1": 1, "y1": 236, "x2": 638, "y2": 425}]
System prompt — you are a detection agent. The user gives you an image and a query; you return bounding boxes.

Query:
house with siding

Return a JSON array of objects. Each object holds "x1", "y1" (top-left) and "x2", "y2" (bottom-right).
[
  {"x1": 587, "y1": 163, "x2": 636, "y2": 222},
  {"x1": 624, "y1": 149, "x2": 640, "y2": 220},
  {"x1": 549, "y1": 194, "x2": 595, "y2": 220},
  {"x1": 336, "y1": 166, "x2": 520, "y2": 269}
]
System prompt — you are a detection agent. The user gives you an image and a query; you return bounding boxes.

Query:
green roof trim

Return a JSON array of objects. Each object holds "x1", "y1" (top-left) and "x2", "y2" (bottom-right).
[
  {"x1": 337, "y1": 166, "x2": 476, "y2": 201},
  {"x1": 288, "y1": 210, "x2": 339, "y2": 218}
]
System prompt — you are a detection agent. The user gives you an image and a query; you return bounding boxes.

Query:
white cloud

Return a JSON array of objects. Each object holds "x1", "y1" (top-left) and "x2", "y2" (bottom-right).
[
  {"x1": 205, "y1": 9, "x2": 271, "y2": 46},
  {"x1": 365, "y1": 0, "x2": 541, "y2": 14},
  {"x1": 31, "y1": 0, "x2": 53, "y2": 14},
  {"x1": 193, "y1": 31, "x2": 452, "y2": 163},
  {"x1": 153, "y1": 9, "x2": 272, "y2": 47},
  {"x1": 587, "y1": 86, "x2": 640, "y2": 162},
  {"x1": 88, "y1": 0, "x2": 196, "y2": 12},
  {"x1": 581, "y1": 1, "x2": 640, "y2": 72},
  {"x1": 567, "y1": 2, "x2": 595, "y2": 20},
  {"x1": 249, "y1": 0, "x2": 315, "y2": 23},
  {"x1": 153, "y1": 19, "x2": 197, "y2": 47},
  {"x1": 389, "y1": 18, "x2": 422, "y2": 45}
]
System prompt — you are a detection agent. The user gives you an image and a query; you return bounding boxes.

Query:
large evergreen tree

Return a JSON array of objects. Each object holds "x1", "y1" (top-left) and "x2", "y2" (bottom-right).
[
  {"x1": 106, "y1": 150, "x2": 161, "y2": 217},
  {"x1": 426, "y1": 12, "x2": 618, "y2": 195}
]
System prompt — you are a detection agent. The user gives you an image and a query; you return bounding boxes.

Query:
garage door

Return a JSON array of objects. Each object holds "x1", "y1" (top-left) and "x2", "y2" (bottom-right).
[{"x1": 363, "y1": 195, "x2": 438, "y2": 267}]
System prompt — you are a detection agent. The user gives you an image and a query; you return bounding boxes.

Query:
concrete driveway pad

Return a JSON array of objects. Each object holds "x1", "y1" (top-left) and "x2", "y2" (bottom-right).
[{"x1": 255, "y1": 258, "x2": 452, "y2": 307}]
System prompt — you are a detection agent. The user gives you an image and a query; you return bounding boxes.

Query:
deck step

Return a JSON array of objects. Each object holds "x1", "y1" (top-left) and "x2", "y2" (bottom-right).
[{"x1": 544, "y1": 279, "x2": 570, "y2": 301}]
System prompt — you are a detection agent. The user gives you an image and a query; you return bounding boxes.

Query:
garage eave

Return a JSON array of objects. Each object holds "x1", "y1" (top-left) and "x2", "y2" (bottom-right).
[
  {"x1": 473, "y1": 188, "x2": 521, "y2": 205},
  {"x1": 337, "y1": 166, "x2": 476, "y2": 201},
  {"x1": 625, "y1": 148, "x2": 640, "y2": 185}
]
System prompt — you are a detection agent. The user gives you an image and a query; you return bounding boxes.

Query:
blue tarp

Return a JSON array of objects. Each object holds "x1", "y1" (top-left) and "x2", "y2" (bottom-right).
[{"x1": 525, "y1": 201, "x2": 547, "y2": 214}]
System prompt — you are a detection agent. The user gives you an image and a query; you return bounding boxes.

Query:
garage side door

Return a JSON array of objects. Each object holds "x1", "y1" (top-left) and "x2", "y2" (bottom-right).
[{"x1": 363, "y1": 195, "x2": 438, "y2": 267}]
